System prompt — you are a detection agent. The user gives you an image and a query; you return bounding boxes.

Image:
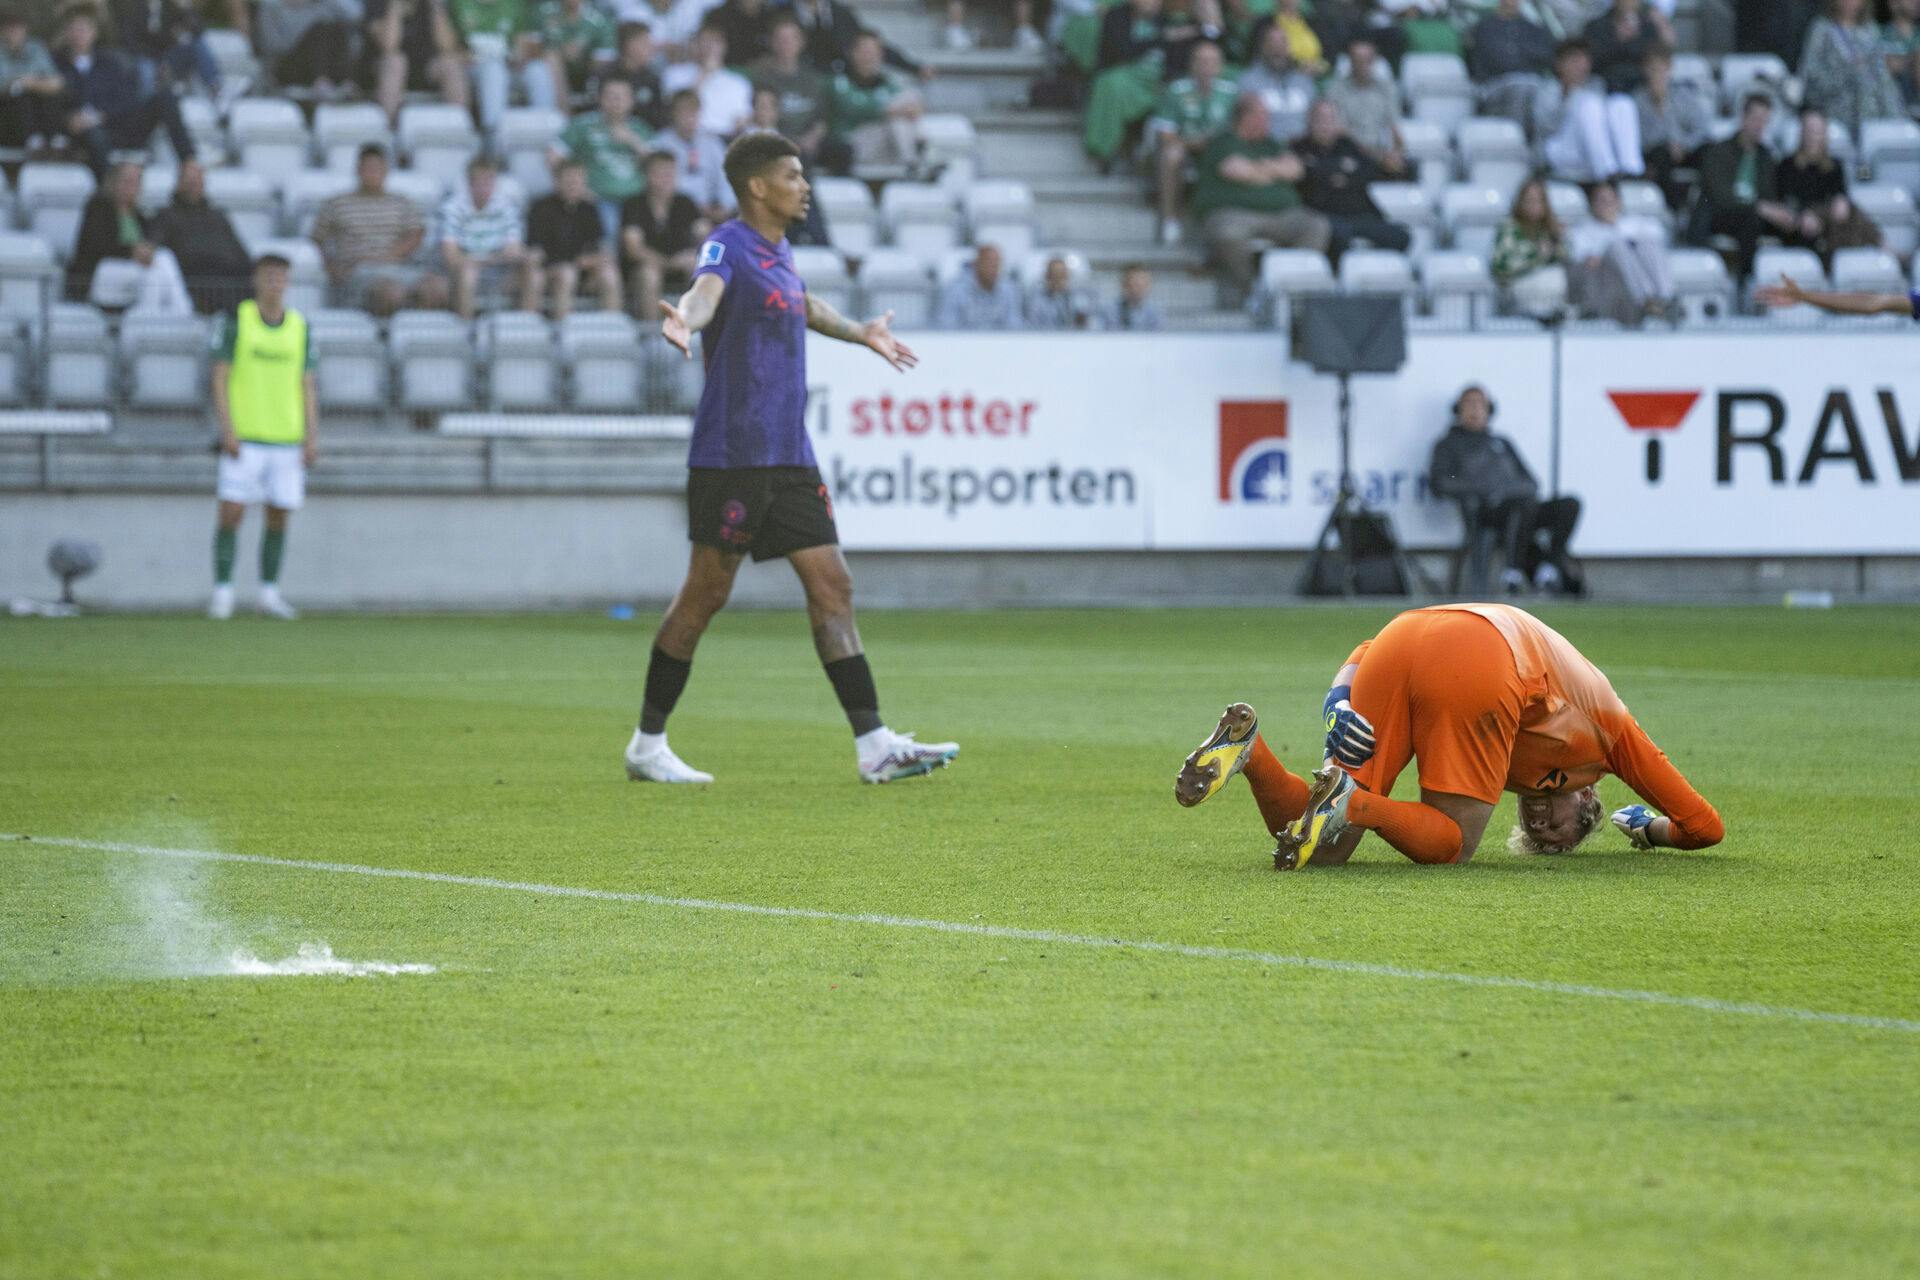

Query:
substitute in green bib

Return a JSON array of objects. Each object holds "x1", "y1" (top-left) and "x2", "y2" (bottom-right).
[{"x1": 209, "y1": 254, "x2": 318, "y2": 621}]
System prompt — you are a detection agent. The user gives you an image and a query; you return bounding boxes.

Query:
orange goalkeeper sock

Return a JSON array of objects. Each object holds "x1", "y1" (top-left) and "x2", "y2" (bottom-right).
[
  {"x1": 1347, "y1": 792, "x2": 1463, "y2": 865},
  {"x1": 1245, "y1": 736, "x2": 1311, "y2": 836}
]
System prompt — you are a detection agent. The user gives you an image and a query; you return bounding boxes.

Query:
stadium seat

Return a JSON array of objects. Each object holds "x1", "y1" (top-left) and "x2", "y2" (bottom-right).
[
  {"x1": 1396, "y1": 119, "x2": 1455, "y2": 199},
  {"x1": 1365, "y1": 182, "x2": 1437, "y2": 259},
  {"x1": 561, "y1": 312, "x2": 644, "y2": 410},
  {"x1": 1545, "y1": 180, "x2": 1590, "y2": 229},
  {"x1": 201, "y1": 27, "x2": 261, "y2": 88},
  {"x1": 1862, "y1": 118, "x2": 1920, "y2": 195},
  {"x1": 1440, "y1": 183, "x2": 1508, "y2": 257},
  {"x1": 1831, "y1": 246, "x2": 1904, "y2": 294},
  {"x1": 499, "y1": 108, "x2": 565, "y2": 198},
  {"x1": 205, "y1": 168, "x2": 280, "y2": 245},
  {"x1": 1667, "y1": 248, "x2": 1735, "y2": 325},
  {"x1": 812, "y1": 177, "x2": 878, "y2": 258},
  {"x1": 249, "y1": 237, "x2": 327, "y2": 314},
  {"x1": 0, "y1": 318, "x2": 27, "y2": 405},
  {"x1": 1617, "y1": 180, "x2": 1672, "y2": 233},
  {"x1": 1338, "y1": 249, "x2": 1416, "y2": 310},
  {"x1": 880, "y1": 183, "x2": 961, "y2": 256},
  {"x1": 121, "y1": 312, "x2": 210, "y2": 409},
  {"x1": 45, "y1": 305, "x2": 114, "y2": 407},
  {"x1": 1418, "y1": 249, "x2": 1495, "y2": 327},
  {"x1": 482, "y1": 313, "x2": 560, "y2": 411},
  {"x1": 315, "y1": 102, "x2": 394, "y2": 172},
  {"x1": 856, "y1": 248, "x2": 934, "y2": 329},
  {"x1": 1403, "y1": 53, "x2": 1474, "y2": 131},
  {"x1": 1256, "y1": 248, "x2": 1336, "y2": 327},
  {"x1": 964, "y1": 179, "x2": 1037, "y2": 258},
  {"x1": 228, "y1": 98, "x2": 312, "y2": 182},
  {"x1": 1457, "y1": 118, "x2": 1531, "y2": 203},
  {"x1": 386, "y1": 170, "x2": 450, "y2": 234},
  {"x1": 1670, "y1": 53, "x2": 1716, "y2": 95},
  {"x1": 280, "y1": 169, "x2": 355, "y2": 235},
  {"x1": 1750, "y1": 246, "x2": 1826, "y2": 318},
  {"x1": 0, "y1": 232, "x2": 60, "y2": 332},
  {"x1": 397, "y1": 104, "x2": 481, "y2": 184},
  {"x1": 18, "y1": 164, "x2": 96, "y2": 264},
  {"x1": 137, "y1": 165, "x2": 177, "y2": 213},
  {"x1": 178, "y1": 96, "x2": 227, "y2": 164},
  {"x1": 918, "y1": 114, "x2": 979, "y2": 170},
  {"x1": 1855, "y1": 183, "x2": 1920, "y2": 260},
  {"x1": 390, "y1": 310, "x2": 476, "y2": 411},
  {"x1": 792, "y1": 245, "x2": 854, "y2": 315},
  {"x1": 1715, "y1": 52, "x2": 1789, "y2": 112},
  {"x1": 309, "y1": 309, "x2": 388, "y2": 411}
]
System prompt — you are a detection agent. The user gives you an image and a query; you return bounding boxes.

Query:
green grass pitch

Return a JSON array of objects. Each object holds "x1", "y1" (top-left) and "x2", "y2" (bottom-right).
[{"x1": 3, "y1": 605, "x2": 1917, "y2": 1279}]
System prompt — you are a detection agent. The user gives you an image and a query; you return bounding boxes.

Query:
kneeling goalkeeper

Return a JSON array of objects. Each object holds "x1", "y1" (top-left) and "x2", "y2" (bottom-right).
[{"x1": 1174, "y1": 603, "x2": 1724, "y2": 869}]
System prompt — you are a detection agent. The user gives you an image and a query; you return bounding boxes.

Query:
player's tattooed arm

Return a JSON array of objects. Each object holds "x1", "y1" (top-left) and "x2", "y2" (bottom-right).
[{"x1": 804, "y1": 292, "x2": 869, "y2": 344}]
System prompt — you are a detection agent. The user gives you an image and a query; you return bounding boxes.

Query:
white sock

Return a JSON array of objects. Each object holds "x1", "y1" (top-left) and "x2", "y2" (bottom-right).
[
  {"x1": 855, "y1": 726, "x2": 892, "y2": 758},
  {"x1": 630, "y1": 729, "x2": 666, "y2": 757}
]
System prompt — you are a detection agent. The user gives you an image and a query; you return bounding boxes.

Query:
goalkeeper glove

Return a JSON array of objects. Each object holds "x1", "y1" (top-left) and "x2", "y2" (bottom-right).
[
  {"x1": 1322, "y1": 684, "x2": 1376, "y2": 767},
  {"x1": 1612, "y1": 805, "x2": 1658, "y2": 849}
]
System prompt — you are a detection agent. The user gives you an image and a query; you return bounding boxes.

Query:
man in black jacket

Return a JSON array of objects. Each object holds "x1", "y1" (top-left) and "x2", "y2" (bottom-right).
[
  {"x1": 1691, "y1": 92, "x2": 1795, "y2": 279},
  {"x1": 1295, "y1": 98, "x2": 1411, "y2": 267},
  {"x1": 150, "y1": 159, "x2": 253, "y2": 313},
  {"x1": 1428, "y1": 385, "x2": 1582, "y2": 596}
]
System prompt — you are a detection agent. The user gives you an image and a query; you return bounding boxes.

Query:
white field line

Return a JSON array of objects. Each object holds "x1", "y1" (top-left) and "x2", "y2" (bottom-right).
[{"x1": 10, "y1": 833, "x2": 1917, "y2": 1035}]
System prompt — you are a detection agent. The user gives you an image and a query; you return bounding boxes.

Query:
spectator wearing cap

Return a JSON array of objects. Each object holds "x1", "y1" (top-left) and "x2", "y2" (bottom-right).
[
  {"x1": 54, "y1": 4, "x2": 197, "y2": 176},
  {"x1": 824, "y1": 29, "x2": 922, "y2": 173},
  {"x1": 554, "y1": 76, "x2": 655, "y2": 239},
  {"x1": 1150, "y1": 38, "x2": 1237, "y2": 248},
  {"x1": 254, "y1": 0, "x2": 366, "y2": 93},
  {"x1": 1800, "y1": 0, "x2": 1904, "y2": 144},
  {"x1": 619, "y1": 149, "x2": 705, "y2": 324},
  {"x1": 654, "y1": 87, "x2": 733, "y2": 221},
  {"x1": 1024, "y1": 255, "x2": 1094, "y2": 330},
  {"x1": 440, "y1": 156, "x2": 534, "y2": 319},
  {"x1": 1295, "y1": 98, "x2": 1413, "y2": 268},
  {"x1": 311, "y1": 144, "x2": 450, "y2": 315},
  {"x1": 446, "y1": 0, "x2": 556, "y2": 135},
  {"x1": 597, "y1": 21, "x2": 667, "y2": 129},
  {"x1": 540, "y1": 0, "x2": 618, "y2": 101},
  {"x1": 367, "y1": 0, "x2": 468, "y2": 125},
  {"x1": 1429, "y1": 384, "x2": 1583, "y2": 596},
  {"x1": 1467, "y1": 0, "x2": 1556, "y2": 127},
  {"x1": 1100, "y1": 262, "x2": 1164, "y2": 331},
  {"x1": 936, "y1": 243, "x2": 1023, "y2": 330},
  {"x1": 1323, "y1": 35, "x2": 1405, "y2": 170},
  {"x1": 0, "y1": 9, "x2": 65, "y2": 155},
  {"x1": 1634, "y1": 44, "x2": 1710, "y2": 210},
  {"x1": 1192, "y1": 93, "x2": 1331, "y2": 302},
  {"x1": 1582, "y1": 0, "x2": 1673, "y2": 95},
  {"x1": 1691, "y1": 92, "x2": 1794, "y2": 279},
  {"x1": 1234, "y1": 23, "x2": 1315, "y2": 144},
  {"x1": 67, "y1": 160, "x2": 195, "y2": 313},
  {"x1": 150, "y1": 159, "x2": 254, "y2": 313},
  {"x1": 753, "y1": 16, "x2": 836, "y2": 170},
  {"x1": 527, "y1": 157, "x2": 622, "y2": 318},
  {"x1": 663, "y1": 21, "x2": 752, "y2": 137},
  {"x1": 1533, "y1": 38, "x2": 1644, "y2": 183}
]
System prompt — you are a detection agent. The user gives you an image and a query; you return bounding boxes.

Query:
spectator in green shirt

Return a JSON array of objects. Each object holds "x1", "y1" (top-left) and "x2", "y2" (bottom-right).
[
  {"x1": 449, "y1": 0, "x2": 555, "y2": 132},
  {"x1": 1151, "y1": 39, "x2": 1238, "y2": 247},
  {"x1": 826, "y1": 29, "x2": 923, "y2": 173},
  {"x1": 540, "y1": 0, "x2": 617, "y2": 96},
  {"x1": 1194, "y1": 94, "x2": 1331, "y2": 301},
  {"x1": 553, "y1": 76, "x2": 654, "y2": 239}
]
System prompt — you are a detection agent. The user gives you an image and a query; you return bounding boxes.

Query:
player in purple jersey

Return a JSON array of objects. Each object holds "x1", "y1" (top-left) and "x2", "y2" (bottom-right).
[
  {"x1": 624, "y1": 130, "x2": 959, "y2": 785},
  {"x1": 1757, "y1": 275, "x2": 1920, "y2": 319}
]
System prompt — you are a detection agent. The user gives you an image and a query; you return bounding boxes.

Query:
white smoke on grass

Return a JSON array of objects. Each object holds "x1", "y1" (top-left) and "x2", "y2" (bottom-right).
[{"x1": 106, "y1": 829, "x2": 434, "y2": 979}]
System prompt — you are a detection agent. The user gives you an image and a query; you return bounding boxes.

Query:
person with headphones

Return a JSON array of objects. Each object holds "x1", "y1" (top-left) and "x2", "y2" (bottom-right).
[{"x1": 1428, "y1": 385, "x2": 1583, "y2": 596}]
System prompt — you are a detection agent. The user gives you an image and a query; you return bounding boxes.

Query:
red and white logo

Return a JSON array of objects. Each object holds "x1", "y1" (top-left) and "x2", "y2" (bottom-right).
[
  {"x1": 1607, "y1": 390, "x2": 1701, "y2": 482},
  {"x1": 1218, "y1": 401, "x2": 1290, "y2": 503}
]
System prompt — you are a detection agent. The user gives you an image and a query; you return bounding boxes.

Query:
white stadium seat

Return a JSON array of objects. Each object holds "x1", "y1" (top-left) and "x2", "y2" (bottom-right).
[
  {"x1": 1617, "y1": 180, "x2": 1672, "y2": 234},
  {"x1": 499, "y1": 107, "x2": 565, "y2": 198},
  {"x1": 1457, "y1": 118, "x2": 1532, "y2": 203},
  {"x1": 1418, "y1": 249, "x2": 1495, "y2": 327},
  {"x1": 137, "y1": 165, "x2": 177, "y2": 214},
  {"x1": 1715, "y1": 52, "x2": 1789, "y2": 113},
  {"x1": 1396, "y1": 119, "x2": 1455, "y2": 198},
  {"x1": 46, "y1": 305, "x2": 114, "y2": 407},
  {"x1": 1848, "y1": 184, "x2": 1917, "y2": 261},
  {"x1": 880, "y1": 183, "x2": 961, "y2": 257},
  {"x1": 0, "y1": 232, "x2": 60, "y2": 332},
  {"x1": 18, "y1": 164, "x2": 96, "y2": 264},
  {"x1": 1403, "y1": 53, "x2": 1474, "y2": 131},
  {"x1": 1339, "y1": 249, "x2": 1415, "y2": 303},
  {"x1": 121, "y1": 312, "x2": 210, "y2": 409},
  {"x1": 1830, "y1": 246, "x2": 1904, "y2": 294},
  {"x1": 1750, "y1": 246, "x2": 1826, "y2": 320},
  {"x1": 792, "y1": 245, "x2": 854, "y2": 315},
  {"x1": 227, "y1": 98, "x2": 312, "y2": 182},
  {"x1": 1257, "y1": 248, "x2": 1336, "y2": 327},
  {"x1": 390, "y1": 310, "x2": 476, "y2": 411},
  {"x1": 280, "y1": 169, "x2": 355, "y2": 236},
  {"x1": 917, "y1": 114, "x2": 979, "y2": 169},
  {"x1": 1670, "y1": 53, "x2": 1716, "y2": 95},
  {"x1": 1546, "y1": 180, "x2": 1590, "y2": 229},
  {"x1": 1667, "y1": 248, "x2": 1735, "y2": 325},
  {"x1": 1862, "y1": 118, "x2": 1920, "y2": 196},
  {"x1": 178, "y1": 96, "x2": 227, "y2": 164},
  {"x1": 398, "y1": 104, "x2": 480, "y2": 183},
  {"x1": 205, "y1": 168, "x2": 280, "y2": 246},
  {"x1": 1440, "y1": 183, "x2": 1509, "y2": 257},
  {"x1": 315, "y1": 102, "x2": 395, "y2": 172},
  {"x1": 0, "y1": 318, "x2": 27, "y2": 405},
  {"x1": 964, "y1": 179, "x2": 1037, "y2": 258},
  {"x1": 202, "y1": 28, "x2": 261, "y2": 88},
  {"x1": 561, "y1": 312, "x2": 644, "y2": 411},
  {"x1": 482, "y1": 313, "x2": 560, "y2": 411},
  {"x1": 856, "y1": 248, "x2": 934, "y2": 329},
  {"x1": 812, "y1": 177, "x2": 878, "y2": 258},
  {"x1": 310, "y1": 309, "x2": 388, "y2": 411},
  {"x1": 1365, "y1": 182, "x2": 1437, "y2": 258}
]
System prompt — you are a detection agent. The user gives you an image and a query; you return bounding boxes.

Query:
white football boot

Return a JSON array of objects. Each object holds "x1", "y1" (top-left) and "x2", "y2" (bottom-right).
[
  {"x1": 208, "y1": 584, "x2": 234, "y2": 620},
  {"x1": 857, "y1": 727, "x2": 959, "y2": 783},
  {"x1": 258, "y1": 585, "x2": 299, "y2": 620},
  {"x1": 625, "y1": 730, "x2": 714, "y2": 784}
]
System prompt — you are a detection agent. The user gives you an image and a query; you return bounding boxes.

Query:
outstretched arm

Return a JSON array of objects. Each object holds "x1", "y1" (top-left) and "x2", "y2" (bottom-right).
[
  {"x1": 1605, "y1": 716, "x2": 1724, "y2": 850},
  {"x1": 660, "y1": 273, "x2": 726, "y2": 358},
  {"x1": 806, "y1": 293, "x2": 919, "y2": 372},
  {"x1": 1756, "y1": 275, "x2": 1913, "y2": 317}
]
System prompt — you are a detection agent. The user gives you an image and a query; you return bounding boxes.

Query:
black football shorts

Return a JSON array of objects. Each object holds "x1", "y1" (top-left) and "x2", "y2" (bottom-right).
[{"x1": 686, "y1": 466, "x2": 840, "y2": 562}]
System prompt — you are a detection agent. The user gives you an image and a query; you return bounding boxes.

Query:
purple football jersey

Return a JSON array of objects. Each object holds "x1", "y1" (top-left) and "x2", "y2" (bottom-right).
[{"x1": 687, "y1": 220, "x2": 815, "y2": 469}]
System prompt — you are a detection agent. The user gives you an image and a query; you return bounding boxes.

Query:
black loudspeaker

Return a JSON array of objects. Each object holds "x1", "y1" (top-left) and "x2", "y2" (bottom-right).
[{"x1": 1291, "y1": 295, "x2": 1407, "y2": 375}]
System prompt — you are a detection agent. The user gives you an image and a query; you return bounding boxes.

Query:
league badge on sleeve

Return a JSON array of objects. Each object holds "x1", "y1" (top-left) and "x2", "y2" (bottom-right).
[{"x1": 698, "y1": 241, "x2": 726, "y2": 268}]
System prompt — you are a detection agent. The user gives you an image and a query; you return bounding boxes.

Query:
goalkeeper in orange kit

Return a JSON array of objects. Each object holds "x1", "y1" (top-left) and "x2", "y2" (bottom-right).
[{"x1": 1174, "y1": 603, "x2": 1725, "y2": 869}]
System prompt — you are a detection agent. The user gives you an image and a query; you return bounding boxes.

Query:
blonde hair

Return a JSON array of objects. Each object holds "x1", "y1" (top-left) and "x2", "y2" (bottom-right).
[{"x1": 1508, "y1": 788, "x2": 1605, "y2": 856}]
